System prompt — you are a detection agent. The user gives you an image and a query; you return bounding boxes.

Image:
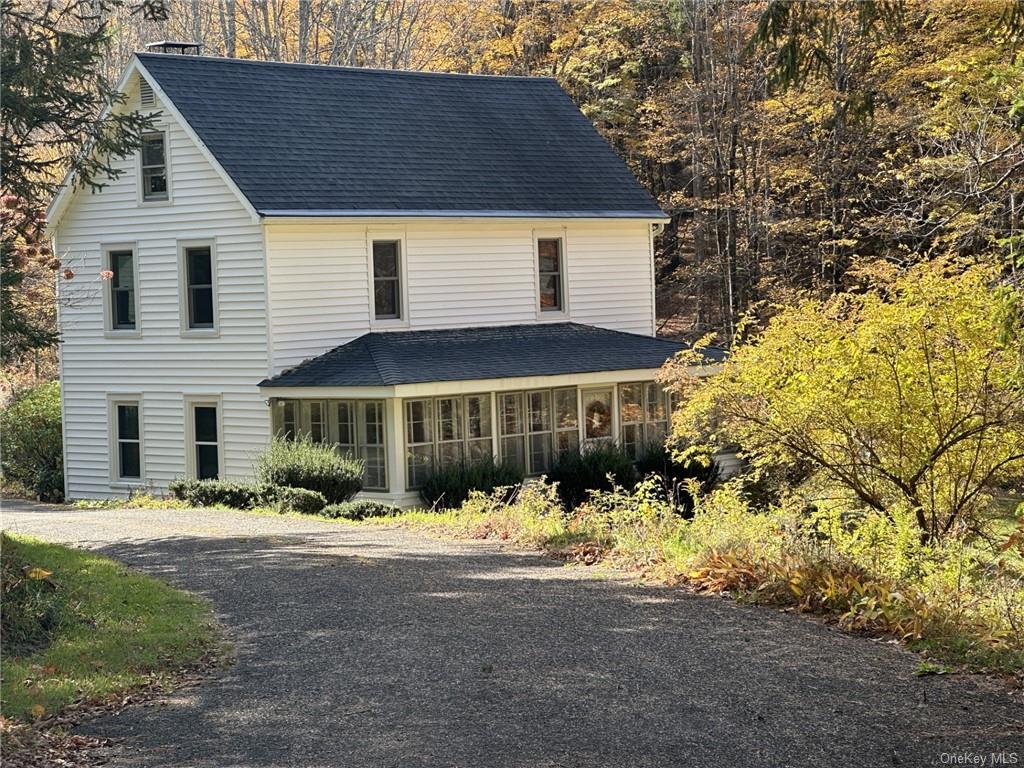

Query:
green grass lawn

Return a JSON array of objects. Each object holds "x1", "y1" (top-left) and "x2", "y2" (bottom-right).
[{"x1": 1, "y1": 533, "x2": 221, "y2": 721}]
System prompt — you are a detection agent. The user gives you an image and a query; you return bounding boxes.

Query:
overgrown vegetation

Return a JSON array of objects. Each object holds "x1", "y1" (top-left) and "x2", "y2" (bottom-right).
[
  {"x1": 1, "y1": 381, "x2": 63, "y2": 501},
  {"x1": 667, "y1": 261, "x2": 1024, "y2": 544},
  {"x1": 254, "y1": 437, "x2": 363, "y2": 504},
  {"x1": 419, "y1": 456, "x2": 523, "y2": 509},
  {"x1": 547, "y1": 441, "x2": 639, "y2": 509},
  {"x1": 1, "y1": 532, "x2": 219, "y2": 721}
]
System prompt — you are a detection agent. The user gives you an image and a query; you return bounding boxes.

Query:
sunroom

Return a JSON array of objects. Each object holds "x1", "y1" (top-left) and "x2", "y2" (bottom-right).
[{"x1": 259, "y1": 323, "x2": 723, "y2": 506}]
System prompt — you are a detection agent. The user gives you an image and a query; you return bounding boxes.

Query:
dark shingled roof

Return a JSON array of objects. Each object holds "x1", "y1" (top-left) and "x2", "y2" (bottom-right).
[
  {"x1": 136, "y1": 53, "x2": 664, "y2": 218},
  {"x1": 259, "y1": 323, "x2": 725, "y2": 388}
]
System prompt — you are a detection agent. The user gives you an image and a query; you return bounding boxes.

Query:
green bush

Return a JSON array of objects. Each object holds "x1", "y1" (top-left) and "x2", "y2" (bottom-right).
[
  {"x1": 274, "y1": 486, "x2": 327, "y2": 514},
  {"x1": 547, "y1": 442, "x2": 639, "y2": 510},
  {"x1": 419, "y1": 456, "x2": 524, "y2": 510},
  {"x1": 0, "y1": 533, "x2": 69, "y2": 655},
  {"x1": 0, "y1": 382, "x2": 64, "y2": 502},
  {"x1": 321, "y1": 499, "x2": 402, "y2": 520},
  {"x1": 635, "y1": 442, "x2": 720, "y2": 516},
  {"x1": 167, "y1": 478, "x2": 273, "y2": 509},
  {"x1": 254, "y1": 437, "x2": 363, "y2": 504}
]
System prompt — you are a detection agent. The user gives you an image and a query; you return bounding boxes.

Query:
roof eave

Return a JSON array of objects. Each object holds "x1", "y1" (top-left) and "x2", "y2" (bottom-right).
[{"x1": 259, "y1": 209, "x2": 670, "y2": 223}]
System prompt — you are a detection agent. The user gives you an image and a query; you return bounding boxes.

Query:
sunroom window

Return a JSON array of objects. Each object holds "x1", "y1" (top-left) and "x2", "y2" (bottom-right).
[
  {"x1": 273, "y1": 399, "x2": 387, "y2": 491},
  {"x1": 619, "y1": 382, "x2": 671, "y2": 459},
  {"x1": 404, "y1": 394, "x2": 494, "y2": 490}
]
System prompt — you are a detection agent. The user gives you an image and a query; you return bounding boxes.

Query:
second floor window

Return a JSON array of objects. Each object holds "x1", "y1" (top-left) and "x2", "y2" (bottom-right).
[
  {"x1": 108, "y1": 249, "x2": 137, "y2": 330},
  {"x1": 538, "y1": 238, "x2": 564, "y2": 312},
  {"x1": 372, "y1": 240, "x2": 401, "y2": 320},
  {"x1": 185, "y1": 245, "x2": 215, "y2": 329},
  {"x1": 141, "y1": 132, "x2": 168, "y2": 201}
]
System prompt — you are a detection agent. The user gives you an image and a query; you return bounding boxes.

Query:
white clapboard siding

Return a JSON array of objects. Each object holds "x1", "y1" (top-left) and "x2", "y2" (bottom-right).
[
  {"x1": 265, "y1": 220, "x2": 655, "y2": 373},
  {"x1": 56, "y1": 75, "x2": 270, "y2": 499}
]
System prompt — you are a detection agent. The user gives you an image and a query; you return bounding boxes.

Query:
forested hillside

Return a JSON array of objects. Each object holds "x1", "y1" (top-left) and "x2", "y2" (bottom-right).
[{"x1": 3, "y1": 0, "x2": 1022, "y2": 387}]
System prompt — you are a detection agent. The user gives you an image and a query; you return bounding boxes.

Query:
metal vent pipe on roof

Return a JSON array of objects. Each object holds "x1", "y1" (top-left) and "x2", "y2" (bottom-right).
[{"x1": 145, "y1": 41, "x2": 202, "y2": 55}]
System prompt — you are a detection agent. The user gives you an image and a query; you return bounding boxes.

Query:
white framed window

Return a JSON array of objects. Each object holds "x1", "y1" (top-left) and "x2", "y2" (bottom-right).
[
  {"x1": 186, "y1": 397, "x2": 223, "y2": 480},
  {"x1": 103, "y1": 243, "x2": 140, "y2": 335},
  {"x1": 537, "y1": 237, "x2": 565, "y2": 313},
  {"x1": 140, "y1": 130, "x2": 170, "y2": 202},
  {"x1": 553, "y1": 387, "x2": 580, "y2": 455},
  {"x1": 582, "y1": 388, "x2": 614, "y2": 443},
  {"x1": 497, "y1": 387, "x2": 580, "y2": 475},
  {"x1": 360, "y1": 401, "x2": 387, "y2": 491},
  {"x1": 403, "y1": 394, "x2": 495, "y2": 490},
  {"x1": 108, "y1": 396, "x2": 144, "y2": 484},
  {"x1": 370, "y1": 237, "x2": 407, "y2": 323},
  {"x1": 617, "y1": 382, "x2": 672, "y2": 458},
  {"x1": 405, "y1": 398, "x2": 434, "y2": 489},
  {"x1": 178, "y1": 241, "x2": 217, "y2": 334},
  {"x1": 272, "y1": 398, "x2": 388, "y2": 491},
  {"x1": 498, "y1": 392, "x2": 527, "y2": 474}
]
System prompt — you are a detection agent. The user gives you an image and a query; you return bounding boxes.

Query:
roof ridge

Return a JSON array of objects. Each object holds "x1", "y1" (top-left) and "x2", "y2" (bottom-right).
[{"x1": 136, "y1": 52, "x2": 558, "y2": 82}]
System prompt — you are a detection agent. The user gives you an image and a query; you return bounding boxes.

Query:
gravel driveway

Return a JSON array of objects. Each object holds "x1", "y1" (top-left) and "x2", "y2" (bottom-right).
[{"x1": 3, "y1": 499, "x2": 1021, "y2": 767}]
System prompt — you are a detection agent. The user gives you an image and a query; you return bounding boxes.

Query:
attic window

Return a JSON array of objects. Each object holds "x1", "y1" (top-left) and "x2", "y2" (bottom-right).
[
  {"x1": 139, "y1": 79, "x2": 155, "y2": 107},
  {"x1": 140, "y1": 132, "x2": 168, "y2": 202}
]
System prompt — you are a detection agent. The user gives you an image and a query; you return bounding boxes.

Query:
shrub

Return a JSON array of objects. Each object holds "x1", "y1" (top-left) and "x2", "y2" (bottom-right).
[
  {"x1": 273, "y1": 486, "x2": 327, "y2": 514},
  {"x1": 419, "y1": 456, "x2": 524, "y2": 509},
  {"x1": 167, "y1": 478, "x2": 273, "y2": 509},
  {"x1": 547, "y1": 442, "x2": 639, "y2": 509},
  {"x1": 254, "y1": 437, "x2": 363, "y2": 504},
  {"x1": 321, "y1": 499, "x2": 401, "y2": 520},
  {"x1": 0, "y1": 382, "x2": 64, "y2": 502},
  {"x1": 635, "y1": 441, "x2": 720, "y2": 515}
]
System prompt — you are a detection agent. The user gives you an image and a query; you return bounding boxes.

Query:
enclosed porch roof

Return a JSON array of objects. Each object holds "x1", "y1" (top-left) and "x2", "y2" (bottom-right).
[{"x1": 259, "y1": 323, "x2": 724, "y2": 389}]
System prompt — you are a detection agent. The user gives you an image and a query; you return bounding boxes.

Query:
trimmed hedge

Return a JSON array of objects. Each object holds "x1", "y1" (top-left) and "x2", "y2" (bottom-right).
[
  {"x1": 321, "y1": 500, "x2": 401, "y2": 520},
  {"x1": 547, "y1": 442, "x2": 640, "y2": 509},
  {"x1": 0, "y1": 382, "x2": 64, "y2": 502},
  {"x1": 419, "y1": 456, "x2": 524, "y2": 510},
  {"x1": 273, "y1": 486, "x2": 327, "y2": 514},
  {"x1": 168, "y1": 478, "x2": 273, "y2": 509},
  {"x1": 254, "y1": 437, "x2": 363, "y2": 504}
]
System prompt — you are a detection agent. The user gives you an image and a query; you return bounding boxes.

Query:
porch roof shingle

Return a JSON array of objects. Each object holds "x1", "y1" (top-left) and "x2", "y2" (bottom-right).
[{"x1": 258, "y1": 323, "x2": 725, "y2": 388}]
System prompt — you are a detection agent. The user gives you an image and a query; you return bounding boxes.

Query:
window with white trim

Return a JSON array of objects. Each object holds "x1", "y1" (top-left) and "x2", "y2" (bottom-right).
[
  {"x1": 107, "y1": 248, "x2": 137, "y2": 331},
  {"x1": 537, "y1": 238, "x2": 564, "y2": 312},
  {"x1": 273, "y1": 399, "x2": 387, "y2": 491},
  {"x1": 498, "y1": 387, "x2": 579, "y2": 475},
  {"x1": 190, "y1": 402, "x2": 221, "y2": 480},
  {"x1": 404, "y1": 394, "x2": 494, "y2": 490},
  {"x1": 183, "y1": 244, "x2": 215, "y2": 329},
  {"x1": 372, "y1": 240, "x2": 402, "y2": 320},
  {"x1": 405, "y1": 399, "x2": 434, "y2": 489},
  {"x1": 618, "y1": 381, "x2": 671, "y2": 458},
  {"x1": 141, "y1": 132, "x2": 168, "y2": 201},
  {"x1": 113, "y1": 400, "x2": 142, "y2": 481},
  {"x1": 582, "y1": 388, "x2": 614, "y2": 442}
]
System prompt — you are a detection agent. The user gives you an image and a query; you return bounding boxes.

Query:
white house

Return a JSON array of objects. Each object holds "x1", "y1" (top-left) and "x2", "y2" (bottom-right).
[{"x1": 47, "y1": 49, "x2": 724, "y2": 506}]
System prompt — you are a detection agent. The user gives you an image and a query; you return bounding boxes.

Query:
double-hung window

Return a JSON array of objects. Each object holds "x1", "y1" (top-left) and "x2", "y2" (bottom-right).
[
  {"x1": 183, "y1": 244, "x2": 215, "y2": 330},
  {"x1": 497, "y1": 387, "x2": 578, "y2": 475},
  {"x1": 112, "y1": 400, "x2": 142, "y2": 482},
  {"x1": 189, "y1": 401, "x2": 221, "y2": 480},
  {"x1": 107, "y1": 248, "x2": 137, "y2": 331},
  {"x1": 372, "y1": 240, "x2": 402, "y2": 320},
  {"x1": 537, "y1": 238, "x2": 565, "y2": 312},
  {"x1": 141, "y1": 132, "x2": 168, "y2": 202}
]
